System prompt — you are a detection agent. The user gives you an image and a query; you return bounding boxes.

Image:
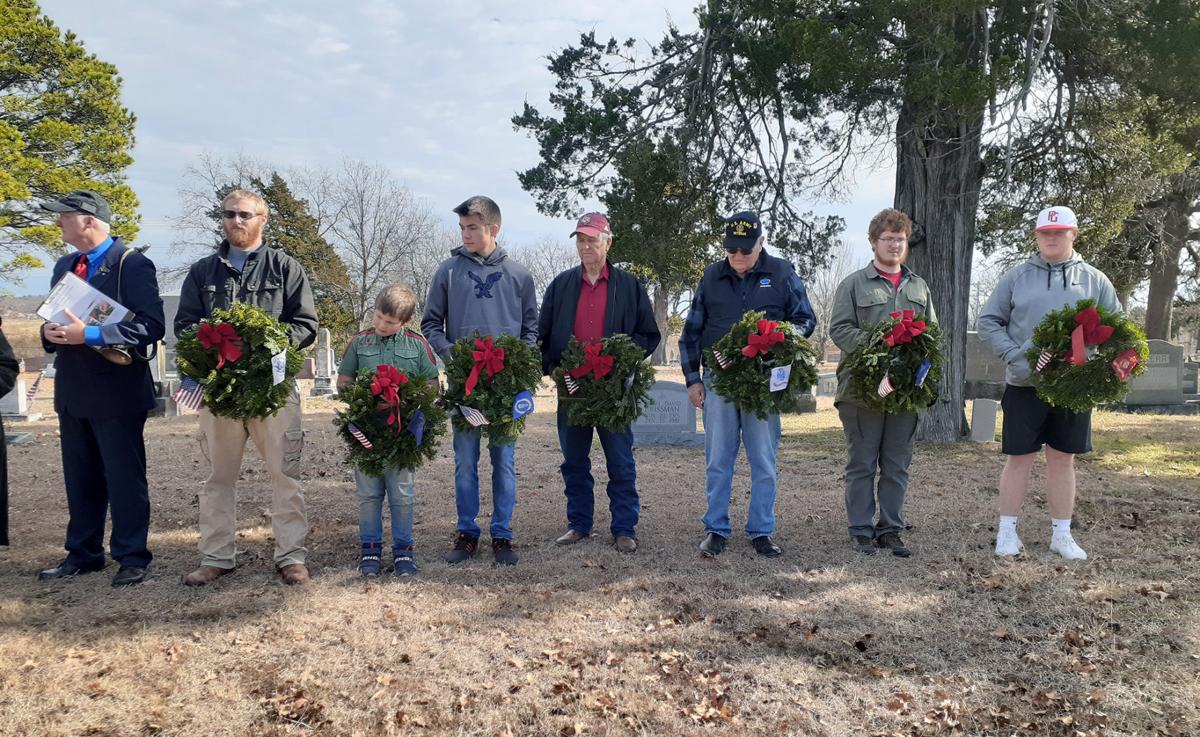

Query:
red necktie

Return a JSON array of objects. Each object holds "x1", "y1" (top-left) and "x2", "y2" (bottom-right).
[{"x1": 73, "y1": 254, "x2": 89, "y2": 281}]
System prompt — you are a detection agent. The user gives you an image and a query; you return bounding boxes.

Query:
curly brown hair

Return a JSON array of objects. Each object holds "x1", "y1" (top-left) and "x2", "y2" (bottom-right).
[{"x1": 867, "y1": 208, "x2": 913, "y2": 242}]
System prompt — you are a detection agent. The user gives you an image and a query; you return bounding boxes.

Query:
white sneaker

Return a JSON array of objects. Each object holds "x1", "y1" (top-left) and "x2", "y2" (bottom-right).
[
  {"x1": 1050, "y1": 533, "x2": 1088, "y2": 561},
  {"x1": 994, "y1": 529, "x2": 1023, "y2": 557}
]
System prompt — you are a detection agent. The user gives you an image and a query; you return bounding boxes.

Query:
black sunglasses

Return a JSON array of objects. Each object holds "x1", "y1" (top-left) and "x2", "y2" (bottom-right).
[
  {"x1": 222, "y1": 210, "x2": 261, "y2": 221},
  {"x1": 724, "y1": 245, "x2": 755, "y2": 255}
]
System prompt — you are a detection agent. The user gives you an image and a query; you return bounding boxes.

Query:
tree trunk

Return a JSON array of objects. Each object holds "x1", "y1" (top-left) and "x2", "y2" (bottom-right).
[
  {"x1": 1144, "y1": 193, "x2": 1188, "y2": 339},
  {"x1": 652, "y1": 282, "x2": 669, "y2": 365},
  {"x1": 894, "y1": 100, "x2": 985, "y2": 443}
]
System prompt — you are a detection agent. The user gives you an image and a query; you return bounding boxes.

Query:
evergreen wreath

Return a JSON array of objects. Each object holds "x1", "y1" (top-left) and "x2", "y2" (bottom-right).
[
  {"x1": 843, "y1": 309, "x2": 943, "y2": 414},
  {"x1": 704, "y1": 310, "x2": 818, "y2": 419},
  {"x1": 175, "y1": 302, "x2": 303, "y2": 420},
  {"x1": 333, "y1": 364, "x2": 447, "y2": 476},
  {"x1": 553, "y1": 334, "x2": 656, "y2": 432},
  {"x1": 1026, "y1": 299, "x2": 1148, "y2": 413},
  {"x1": 443, "y1": 334, "x2": 543, "y2": 443}
]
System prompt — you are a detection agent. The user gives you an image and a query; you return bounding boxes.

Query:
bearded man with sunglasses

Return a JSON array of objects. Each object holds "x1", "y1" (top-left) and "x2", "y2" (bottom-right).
[
  {"x1": 175, "y1": 189, "x2": 318, "y2": 586},
  {"x1": 679, "y1": 211, "x2": 816, "y2": 559}
]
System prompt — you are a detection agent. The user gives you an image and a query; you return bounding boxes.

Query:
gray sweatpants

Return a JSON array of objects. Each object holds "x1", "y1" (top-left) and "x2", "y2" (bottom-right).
[{"x1": 837, "y1": 402, "x2": 918, "y2": 538}]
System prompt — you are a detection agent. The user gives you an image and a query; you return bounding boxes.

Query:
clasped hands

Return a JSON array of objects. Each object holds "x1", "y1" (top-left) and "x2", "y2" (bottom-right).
[{"x1": 43, "y1": 309, "x2": 88, "y2": 345}]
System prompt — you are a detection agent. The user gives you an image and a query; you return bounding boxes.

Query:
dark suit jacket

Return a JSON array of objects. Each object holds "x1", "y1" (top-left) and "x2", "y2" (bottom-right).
[
  {"x1": 537, "y1": 262, "x2": 661, "y2": 375},
  {"x1": 0, "y1": 322, "x2": 18, "y2": 545},
  {"x1": 42, "y1": 239, "x2": 166, "y2": 418}
]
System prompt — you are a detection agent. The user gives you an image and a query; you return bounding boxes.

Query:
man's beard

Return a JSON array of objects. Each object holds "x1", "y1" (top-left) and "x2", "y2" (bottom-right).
[{"x1": 226, "y1": 225, "x2": 262, "y2": 249}]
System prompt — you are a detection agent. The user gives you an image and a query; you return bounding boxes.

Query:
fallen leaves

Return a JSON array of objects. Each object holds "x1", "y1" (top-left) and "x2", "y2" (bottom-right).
[{"x1": 259, "y1": 687, "x2": 328, "y2": 728}]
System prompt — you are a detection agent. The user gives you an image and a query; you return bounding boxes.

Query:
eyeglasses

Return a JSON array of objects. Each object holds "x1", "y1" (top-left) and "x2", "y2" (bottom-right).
[
  {"x1": 876, "y1": 237, "x2": 907, "y2": 245},
  {"x1": 725, "y1": 245, "x2": 755, "y2": 255},
  {"x1": 222, "y1": 210, "x2": 262, "y2": 221}
]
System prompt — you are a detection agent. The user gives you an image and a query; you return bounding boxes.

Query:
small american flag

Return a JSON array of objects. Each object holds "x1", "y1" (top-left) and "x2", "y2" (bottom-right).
[
  {"x1": 712, "y1": 349, "x2": 732, "y2": 369},
  {"x1": 563, "y1": 374, "x2": 580, "y2": 395},
  {"x1": 877, "y1": 375, "x2": 895, "y2": 398},
  {"x1": 1035, "y1": 351, "x2": 1054, "y2": 373},
  {"x1": 172, "y1": 377, "x2": 205, "y2": 413},
  {"x1": 347, "y1": 423, "x2": 373, "y2": 449},
  {"x1": 25, "y1": 371, "x2": 43, "y2": 403},
  {"x1": 458, "y1": 404, "x2": 490, "y2": 427}
]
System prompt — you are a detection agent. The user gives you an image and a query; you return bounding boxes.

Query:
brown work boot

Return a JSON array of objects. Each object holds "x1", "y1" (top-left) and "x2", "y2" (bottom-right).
[
  {"x1": 554, "y1": 529, "x2": 588, "y2": 546},
  {"x1": 181, "y1": 565, "x2": 232, "y2": 587},
  {"x1": 278, "y1": 563, "x2": 310, "y2": 585},
  {"x1": 613, "y1": 535, "x2": 637, "y2": 553}
]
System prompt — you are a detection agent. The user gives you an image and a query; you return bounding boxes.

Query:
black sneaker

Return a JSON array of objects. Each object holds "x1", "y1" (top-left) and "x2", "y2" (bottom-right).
[
  {"x1": 751, "y1": 536, "x2": 782, "y2": 557},
  {"x1": 851, "y1": 535, "x2": 877, "y2": 555},
  {"x1": 699, "y1": 532, "x2": 727, "y2": 558},
  {"x1": 443, "y1": 533, "x2": 478, "y2": 564},
  {"x1": 359, "y1": 542, "x2": 383, "y2": 578},
  {"x1": 876, "y1": 532, "x2": 912, "y2": 558},
  {"x1": 492, "y1": 538, "x2": 518, "y2": 566}
]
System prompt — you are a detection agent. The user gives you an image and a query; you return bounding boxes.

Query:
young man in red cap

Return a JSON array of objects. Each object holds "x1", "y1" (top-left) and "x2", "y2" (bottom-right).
[
  {"x1": 538, "y1": 213, "x2": 660, "y2": 553},
  {"x1": 978, "y1": 206, "x2": 1120, "y2": 560}
]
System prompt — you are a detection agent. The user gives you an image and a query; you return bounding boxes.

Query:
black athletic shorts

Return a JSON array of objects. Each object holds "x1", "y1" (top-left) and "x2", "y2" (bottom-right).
[{"x1": 1000, "y1": 384, "x2": 1092, "y2": 456}]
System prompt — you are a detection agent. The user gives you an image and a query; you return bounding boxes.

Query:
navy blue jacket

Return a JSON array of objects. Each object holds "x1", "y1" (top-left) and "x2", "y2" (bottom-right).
[
  {"x1": 538, "y1": 262, "x2": 661, "y2": 375},
  {"x1": 42, "y1": 239, "x2": 166, "y2": 418},
  {"x1": 678, "y1": 251, "x2": 816, "y2": 386}
]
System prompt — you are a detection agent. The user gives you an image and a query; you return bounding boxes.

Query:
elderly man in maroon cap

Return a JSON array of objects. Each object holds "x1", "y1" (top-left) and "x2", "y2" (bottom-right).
[{"x1": 537, "y1": 213, "x2": 660, "y2": 553}]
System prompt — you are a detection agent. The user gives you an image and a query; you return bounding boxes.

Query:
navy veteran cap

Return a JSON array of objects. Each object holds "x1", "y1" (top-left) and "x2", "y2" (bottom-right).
[
  {"x1": 724, "y1": 210, "x2": 761, "y2": 249},
  {"x1": 40, "y1": 189, "x2": 112, "y2": 224}
]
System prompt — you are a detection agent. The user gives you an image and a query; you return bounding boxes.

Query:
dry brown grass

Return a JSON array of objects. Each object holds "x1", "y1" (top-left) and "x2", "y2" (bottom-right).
[{"x1": 0, "y1": 377, "x2": 1196, "y2": 737}]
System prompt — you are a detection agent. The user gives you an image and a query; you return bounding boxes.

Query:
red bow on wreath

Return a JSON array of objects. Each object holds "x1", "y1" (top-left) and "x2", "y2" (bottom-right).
[
  {"x1": 884, "y1": 310, "x2": 926, "y2": 347},
  {"x1": 568, "y1": 342, "x2": 614, "y2": 380},
  {"x1": 742, "y1": 319, "x2": 785, "y2": 358},
  {"x1": 371, "y1": 364, "x2": 410, "y2": 430},
  {"x1": 464, "y1": 337, "x2": 505, "y2": 397},
  {"x1": 198, "y1": 322, "x2": 243, "y2": 368},
  {"x1": 1067, "y1": 306, "x2": 1114, "y2": 366}
]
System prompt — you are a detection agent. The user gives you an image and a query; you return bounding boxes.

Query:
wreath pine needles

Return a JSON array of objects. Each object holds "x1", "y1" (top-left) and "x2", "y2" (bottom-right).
[
  {"x1": 443, "y1": 334, "x2": 543, "y2": 443},
  {"x1": 333, "y1": 365, "x2": 447, "y2": 476},
  {"x1": 704, "y1": 310, "x2": 818, "y2": 419},
  {"x1": 552, "y1": 334, "x2": 656, "y2": 432},
  {"x1": 842, "y1": 310, "x2": 943, "y2": 414},
  {"x1": 175, "y1": 302, "x2": 303, "y2": 420}
]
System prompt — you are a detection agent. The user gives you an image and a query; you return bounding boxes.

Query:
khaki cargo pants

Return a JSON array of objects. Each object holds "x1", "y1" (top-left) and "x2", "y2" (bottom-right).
[{"x1": 197, "y1": 388, "x2": 306, "y2": 569}]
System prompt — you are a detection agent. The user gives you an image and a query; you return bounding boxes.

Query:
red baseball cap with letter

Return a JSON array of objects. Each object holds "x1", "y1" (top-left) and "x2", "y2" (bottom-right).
[
  {"x1": 570, "y1": 212, "x2": 612, "y2": 239},
  {"x1": 1034, "y1": 206, "x2": 1078, "y2": 231}
]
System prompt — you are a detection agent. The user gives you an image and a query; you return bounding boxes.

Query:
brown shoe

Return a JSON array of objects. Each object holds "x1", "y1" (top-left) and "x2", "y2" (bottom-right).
[
  {"x1": 614, "y1": 535, "x2": 637, "y2": 553},
  {"x1": 278, "y1": 563, "x2": 310, "y2": 585},
  {"x1": 181, "y1": 565, "x2": 232, "y2": 587},
  {"x1": 554, "y1": 529, "x2": 588, "y2": 546}
]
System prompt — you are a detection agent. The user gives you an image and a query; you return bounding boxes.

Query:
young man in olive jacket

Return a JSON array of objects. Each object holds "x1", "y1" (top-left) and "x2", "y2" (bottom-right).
[
  {"x1": 538, "y1": 213, "x2": 660, "y2": 553},
  {"x1": 175, "y1": 189, "x2": 318, "y2": 587},
  {"x1": 829, "y1": 208, "x2": 936, "y2": 558}
]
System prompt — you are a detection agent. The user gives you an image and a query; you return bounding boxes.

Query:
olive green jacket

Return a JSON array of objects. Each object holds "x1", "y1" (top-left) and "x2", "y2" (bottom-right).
[{"x1": 829, "y1": 263, "x2": 937, "y2": 405}]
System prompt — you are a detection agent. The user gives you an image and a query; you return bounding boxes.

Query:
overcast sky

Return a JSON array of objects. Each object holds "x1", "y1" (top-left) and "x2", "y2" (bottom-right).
[{"x1": 9, "y1": 0, "x2": 894, "y2": 294}]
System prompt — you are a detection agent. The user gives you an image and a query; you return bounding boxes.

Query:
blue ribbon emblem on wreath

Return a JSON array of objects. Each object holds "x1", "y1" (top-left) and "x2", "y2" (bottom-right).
[{"x1": 512, "y1": 390, "x2": 534, "y2": 420}]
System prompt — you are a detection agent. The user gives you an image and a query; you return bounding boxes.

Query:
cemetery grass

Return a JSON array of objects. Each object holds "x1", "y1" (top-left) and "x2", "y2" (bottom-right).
[{"x1": 0, "y1": 390, "x2": 1196, "y2": 736}]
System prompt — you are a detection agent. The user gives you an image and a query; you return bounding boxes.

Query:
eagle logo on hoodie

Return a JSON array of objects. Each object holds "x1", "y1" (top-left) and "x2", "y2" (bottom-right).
[{"x1": 468, "y1": 271, "x2": 503, "y2": 299}]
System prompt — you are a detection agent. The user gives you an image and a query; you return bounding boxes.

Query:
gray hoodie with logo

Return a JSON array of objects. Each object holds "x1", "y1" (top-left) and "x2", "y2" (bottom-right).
[
  {"x1": 977, "y1": 252, "x2": 1119, "y2": 387},
  {"x1": 420, "y1": 245, "x2": 539, "y2": 361}
]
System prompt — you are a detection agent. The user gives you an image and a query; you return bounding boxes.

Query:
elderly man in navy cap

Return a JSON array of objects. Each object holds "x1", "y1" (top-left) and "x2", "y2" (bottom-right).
[
  {"x1": 538, "y1": 213, "x2": 660, "y2": 553},
  {"x1": 679, "y1": 211, "x2": 816, "y2": 558},
  {"x1": 36, "y1": 190, "x2": 165, "y2": 587}
]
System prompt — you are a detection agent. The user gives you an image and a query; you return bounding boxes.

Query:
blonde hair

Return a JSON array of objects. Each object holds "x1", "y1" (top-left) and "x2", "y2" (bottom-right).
[{"x1": 221, "y1": 188, "x2": 269, "y2": 216}]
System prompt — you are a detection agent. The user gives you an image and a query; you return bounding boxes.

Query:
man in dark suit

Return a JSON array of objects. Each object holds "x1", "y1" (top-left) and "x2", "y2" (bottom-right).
[
  {"x1": 539, "y1": 213, "x2": 660, "y2": 553},
  {"x1": 37, "y1": 190, "x2": 165, "y2": 587}
]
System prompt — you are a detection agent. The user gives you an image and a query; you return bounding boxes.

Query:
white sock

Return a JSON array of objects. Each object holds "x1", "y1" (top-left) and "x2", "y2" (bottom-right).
[
  {"x1": 999, "y1": 516, "x2": 1018, "y2": 534},
  {"x1": 1051, "y1": 518, "x2": 1072, "y2": 536}
]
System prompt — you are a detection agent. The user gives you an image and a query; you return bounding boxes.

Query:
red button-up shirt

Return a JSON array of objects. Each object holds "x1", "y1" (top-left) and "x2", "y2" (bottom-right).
[{"x1": 572, "y1": 264, "x2": 609, "y2": 344}]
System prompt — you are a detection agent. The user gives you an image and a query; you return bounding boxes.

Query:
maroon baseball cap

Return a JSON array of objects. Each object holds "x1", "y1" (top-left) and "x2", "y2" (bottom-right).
[{"x1": 569, "y1": 212, "x2": 611, "y2": 239}]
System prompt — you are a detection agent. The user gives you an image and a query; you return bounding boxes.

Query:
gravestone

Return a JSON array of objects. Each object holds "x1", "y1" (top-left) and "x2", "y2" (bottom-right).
[
  {"x1": 0, "y1": 361, "x2": 42, "y2": 422},
  {"x1": 311, "y1": 328, "x2": 337, "y2": 396},
  {"x1": 816, "y1": 371, "x2": 838, "y2": 397},
  {"x1": 161, "y1": 294, "x2": 181, "y2": 378},
  {"x1": 970, "y1": 399, "x2": 999, "y2": 443},
  {"x1": 965, "y1": 331, "x2": 1006, "y2": 400},
  {"x1": 1124, "y1": 340, "x2": 1184, "y2": 406},
  {"x1": 632, "y1": 380, "x2": 703, "y2": 447}
]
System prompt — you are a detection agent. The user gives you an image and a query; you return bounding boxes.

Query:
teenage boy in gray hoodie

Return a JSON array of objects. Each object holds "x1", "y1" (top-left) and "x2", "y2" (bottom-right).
[
  {"x1": 421, "y1": 196, "x2": 538, "y2": 566},
  {"x1": 978, "y1": 206, "x2": 1119, "y2": 561}
]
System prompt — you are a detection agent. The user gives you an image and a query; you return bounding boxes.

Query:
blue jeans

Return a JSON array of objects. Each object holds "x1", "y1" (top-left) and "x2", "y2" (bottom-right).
[
  {"x1": 355, "y1": 466, "x2": 415, "y2": 548},
  {"x1": 452, "y1": 427, "x2": 516, "y2": 540},
  {"x1": 701, "y1": 371, "x2": 782, "y2": 538},
  {"x1": 556, "y1": 408, "x2": 639, "y2": 538}
]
